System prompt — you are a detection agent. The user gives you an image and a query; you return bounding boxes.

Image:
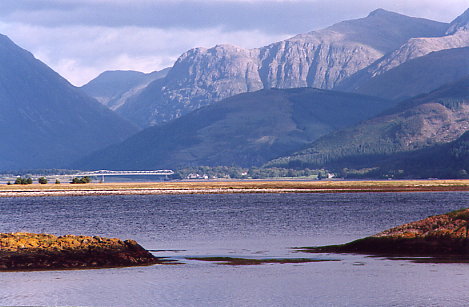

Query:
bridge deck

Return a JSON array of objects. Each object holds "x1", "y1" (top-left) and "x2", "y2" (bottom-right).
[{"x1": 74, "y1": 170, "x2": 174, "y2": 176}]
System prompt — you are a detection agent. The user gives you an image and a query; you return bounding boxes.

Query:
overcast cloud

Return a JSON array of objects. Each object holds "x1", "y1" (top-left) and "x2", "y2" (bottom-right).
[{"x1": 0, "y1": 0, "x2": 466, "y2": 86}]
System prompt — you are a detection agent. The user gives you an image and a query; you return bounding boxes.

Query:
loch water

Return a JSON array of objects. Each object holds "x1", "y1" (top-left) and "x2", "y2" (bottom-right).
[{"x1": 1, "y1": 192, "x2": 468, "y2": 306}]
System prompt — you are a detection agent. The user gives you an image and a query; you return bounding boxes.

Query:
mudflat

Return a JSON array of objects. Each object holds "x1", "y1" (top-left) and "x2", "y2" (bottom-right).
[{"x1": 0, "y1": 180, "x2": 468, "y2": 197}]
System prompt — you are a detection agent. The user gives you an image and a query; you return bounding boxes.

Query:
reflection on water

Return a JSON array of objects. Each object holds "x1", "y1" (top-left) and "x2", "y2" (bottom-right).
[{"x1": 0, "y1": 192, "x2": 468, "y2": 306}]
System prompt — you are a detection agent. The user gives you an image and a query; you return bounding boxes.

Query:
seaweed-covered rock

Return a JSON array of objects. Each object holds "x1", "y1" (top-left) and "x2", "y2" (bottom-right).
[
  {"x1": 0, "y1": 233, "x2": 160, "y2": 271},
  {"x1": 307, "y1": 209, "x2": 469, "y2": 256}
]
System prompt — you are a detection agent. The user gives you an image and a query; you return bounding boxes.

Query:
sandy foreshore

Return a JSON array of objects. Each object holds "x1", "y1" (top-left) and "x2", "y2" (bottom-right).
[{"x1": 0, "y1": 180, "x2": 468, "y2": 197}]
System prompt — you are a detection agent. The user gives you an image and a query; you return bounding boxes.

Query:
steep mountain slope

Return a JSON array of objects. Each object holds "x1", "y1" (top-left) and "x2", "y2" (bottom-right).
[
  {"x1": 345, "y1": 47, "x2": 469, "y2": 100},
  {"x1": 116, "y1": 9, "x2": 447, "y2": 127},
  {"x1": 337, "y1": 9, "x2": 469, "y2": 92},
  {"x1": 267, "y1": 77, "x2": 469, "y2": 169},
  {"x1": 446, "y1": 8, "x2": 469, "y2": 35},
  {"x1": 0, "y1": 34, "x2": 138, "y2": 170},
  {"x1": 81, "y1": 68, "x2": 169, "y2": 110},
  {"x1": 74, "y1": 88, "x2": 393, "y2": 170}
]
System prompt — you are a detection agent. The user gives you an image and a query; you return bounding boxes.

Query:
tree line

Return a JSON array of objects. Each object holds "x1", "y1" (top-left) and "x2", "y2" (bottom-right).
[{"x1": 7, "y1": 176, "x2": 91, "y2": 185}]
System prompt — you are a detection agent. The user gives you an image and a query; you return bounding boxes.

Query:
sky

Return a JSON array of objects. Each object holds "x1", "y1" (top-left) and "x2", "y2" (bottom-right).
[{"x1": 0, "y1": 0, "x2": 467, "y2": 86}]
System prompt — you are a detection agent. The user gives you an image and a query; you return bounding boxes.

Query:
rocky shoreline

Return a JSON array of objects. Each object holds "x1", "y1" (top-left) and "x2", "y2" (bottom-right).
[
  {"x1": 0, "y1": 233, "x2": 164, "y2": 271},
  {"x1": 301, "y1": 208, "x2": 469, "y2": 256},
  {"x1": 3, "y1": 209, "x2": 469, "y2": 271}
]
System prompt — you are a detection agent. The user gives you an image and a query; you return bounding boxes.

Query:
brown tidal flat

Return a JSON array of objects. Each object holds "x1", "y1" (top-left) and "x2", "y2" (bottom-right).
[
  {"x1": 185, "y1": 256, "x2": 334, "y2": 265},
  {"x1": 0, "y1": 179, "x2": 468, "y2": 197}
]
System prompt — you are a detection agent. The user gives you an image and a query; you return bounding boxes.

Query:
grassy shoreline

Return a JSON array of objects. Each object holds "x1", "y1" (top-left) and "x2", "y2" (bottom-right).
[{"x1": 0, "y1": 179, "x2": 468, "y2": 197}]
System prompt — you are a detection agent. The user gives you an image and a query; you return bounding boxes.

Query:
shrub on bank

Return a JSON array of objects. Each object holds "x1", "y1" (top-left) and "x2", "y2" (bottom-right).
[
  {"x1": 71, "y1": 176, "x2": 91, "y2": 184},
  {"x1": 14, "y1": 177, "x2": 32, "y2": 185}
]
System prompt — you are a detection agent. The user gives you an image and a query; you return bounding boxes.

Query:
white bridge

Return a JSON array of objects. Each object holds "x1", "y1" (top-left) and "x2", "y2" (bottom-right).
[
  {"x1": 73, "y1": 170, "x2": 174, "y2": 182},
  {"x1": 75, "y1": 170, "x2": 174, "y2": 176}
]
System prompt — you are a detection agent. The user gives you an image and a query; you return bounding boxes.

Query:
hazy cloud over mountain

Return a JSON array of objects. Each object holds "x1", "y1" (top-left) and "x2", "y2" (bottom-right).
[{"x1": 0, "y1": 0, "x2": 466, "y2": 85}]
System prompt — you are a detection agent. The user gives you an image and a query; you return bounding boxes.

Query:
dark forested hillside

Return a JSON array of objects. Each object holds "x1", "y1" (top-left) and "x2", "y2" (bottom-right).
[
  {"x1": 267, "y1": 77, "x2": 469, "y2": 173},
  {"x1": 74, "y1": 88, "x2": 393, "y2": 170},
  {"x1": 369, "y1": 131, "x2": 469, "y2": 178}
]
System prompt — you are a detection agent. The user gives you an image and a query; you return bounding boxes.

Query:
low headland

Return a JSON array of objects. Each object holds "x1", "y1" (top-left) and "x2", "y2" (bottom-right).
[
  {"x1": 300, "y1": 208, "x2": 469, "y2": 259},
  {"x1": 0, "y1": 179, "x2": 468, "y2": 197},
  {"x1": 0, "y1": 233, "x2": 168, "y2": 271}
]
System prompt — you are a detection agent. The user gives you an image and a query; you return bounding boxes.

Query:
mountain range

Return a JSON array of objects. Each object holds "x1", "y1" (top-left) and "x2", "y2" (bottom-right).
[
  {"x1": 96, "y1": 9, "x2": 449, "y2": 127},
  {"x1": 1, "y1": 8, "x2": 468, "y2": 178}
]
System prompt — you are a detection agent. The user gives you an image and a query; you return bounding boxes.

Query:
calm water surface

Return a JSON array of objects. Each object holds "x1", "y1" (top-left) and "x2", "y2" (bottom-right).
[{"x1": 0, "y1": 192, "x2": 468, "y2": 306}]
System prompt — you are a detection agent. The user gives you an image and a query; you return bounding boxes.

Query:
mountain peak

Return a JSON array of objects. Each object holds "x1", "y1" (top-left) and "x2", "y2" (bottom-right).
[
  {"x1": 365, "y1": 8, "x2": 411, "y2": 20},
  {"x1": 0, "y1": 33, "x2": 18, "y2": 48},
  {"x1": 368, "y1": 8, "x2": 394, "y2": 17},
  {"x1": 446, "y1": 8, "x2": 469, "y2": 34}
]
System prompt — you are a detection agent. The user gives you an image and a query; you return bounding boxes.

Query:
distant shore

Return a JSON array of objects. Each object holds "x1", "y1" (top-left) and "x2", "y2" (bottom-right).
[{"x1": 0, "y1": 180, "x2": 468, "y2": 197}]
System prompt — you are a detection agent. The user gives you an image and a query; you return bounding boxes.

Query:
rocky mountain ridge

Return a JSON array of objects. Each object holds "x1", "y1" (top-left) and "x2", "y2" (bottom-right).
[
  {"x1": 342, "y1": 47, "x2": 469, "y2": 100},
  {"x1": 337, "y1": 9, "x2": 469, "y2": 92},
  {"x1": 114, "y1": 9, "x2": 448, "y2": 126},
  {"x1": 446, "y1": 8, "x2": 469, "y2": 35}
]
